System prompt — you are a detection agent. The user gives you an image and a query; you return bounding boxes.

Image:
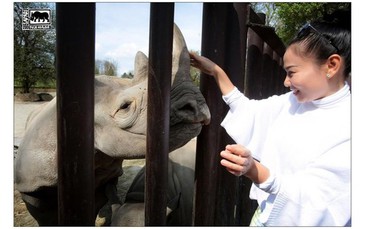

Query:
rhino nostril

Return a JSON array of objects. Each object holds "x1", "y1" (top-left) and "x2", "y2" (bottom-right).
[{"x1": 180, "y1": 103, "x2": 196, "y2": 114}]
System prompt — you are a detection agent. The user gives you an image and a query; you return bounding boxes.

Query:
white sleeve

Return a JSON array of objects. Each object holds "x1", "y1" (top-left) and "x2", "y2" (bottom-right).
[
  {"x1": 220, "y1": 87, "x2": 290, "y2": 160},
  {"x1": 263, "y1": 140, "x2": 351, "y2": 226},
  {"x1": 221, "y1": 87, "x2": 254, "y2": 147}
]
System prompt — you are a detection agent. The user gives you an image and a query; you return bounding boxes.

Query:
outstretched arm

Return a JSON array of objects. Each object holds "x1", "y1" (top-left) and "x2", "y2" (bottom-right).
[
  {"x1": 190, "y1": 53, "x2": 270, "y2": 184},
  {"x1": 189, "y1": 52, "x2": 235, "y2": 95}
]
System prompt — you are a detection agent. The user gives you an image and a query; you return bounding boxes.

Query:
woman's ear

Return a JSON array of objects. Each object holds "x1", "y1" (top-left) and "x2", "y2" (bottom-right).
[{"x1": 326, "y1": 54, "x2": 342, "y2": 76}]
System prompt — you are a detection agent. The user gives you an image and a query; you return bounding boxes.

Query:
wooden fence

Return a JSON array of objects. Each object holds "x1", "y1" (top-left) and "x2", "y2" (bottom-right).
[
  {"x1": 55, "y1": 2, "x2": 287, "y2": 226},
  {"x1": 194, "y1": 3, "x2": 287, "y2": 225}
]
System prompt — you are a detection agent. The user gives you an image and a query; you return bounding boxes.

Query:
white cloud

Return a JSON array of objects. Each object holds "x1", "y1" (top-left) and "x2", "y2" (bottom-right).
[{"x1": 105, "y1": 43, "x2": 139, "y2": 59}]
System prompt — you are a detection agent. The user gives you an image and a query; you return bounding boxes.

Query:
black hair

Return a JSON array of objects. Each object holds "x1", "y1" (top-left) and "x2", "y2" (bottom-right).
[{"x1": 288, "y1": 8, "x2": 351, "y2": 77}]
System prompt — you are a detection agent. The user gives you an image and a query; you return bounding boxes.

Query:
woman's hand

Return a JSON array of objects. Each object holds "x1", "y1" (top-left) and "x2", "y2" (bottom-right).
[
  {"x1": 189, "y1": 52, "x2": 235, "y2": 95},
  {"x1": 220, "y1": 144, "x2": 254, "y2": 177},
  {"x1": 189, "y1": 52, "x2": 220, "y2": 76},
  {"x1": 220, "y1": 144, "x2": 270, "y2": 184}
]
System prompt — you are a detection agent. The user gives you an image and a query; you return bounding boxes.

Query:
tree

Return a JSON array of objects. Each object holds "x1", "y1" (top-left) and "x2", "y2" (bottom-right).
[
  {"x1": 189, "y1": 50, "x2": 200, "y2": 86},
  {"x1": 250, "y1": 3, "x2": 278, "y2": 27},
  {"x1": 251, "y1": 3, "x2": 350, "y2": 45},
  {"x1": 95, "y1": 59, "x2": 118, "y2": 76},
  {"x1": 121, "y1": 71, "x2": 134, "y2": 79},
  {"x1": 275, "y1": 3, "x2": 350, "y2": 45},
  {"x1": 95, "y1": 59, "x2": 102, "y2": 75},
  {"x1": 103, "y1": 60, "x2": 118, "y2": 76},
  {"x1": 14, "y1": 2, "x2": 56, "y2": 93}
]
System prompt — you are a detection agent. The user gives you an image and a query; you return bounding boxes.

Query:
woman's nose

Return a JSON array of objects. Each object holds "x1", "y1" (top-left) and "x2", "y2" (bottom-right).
[{"x1": 283, "y1": 76, "x2": 291, "y2": 88}]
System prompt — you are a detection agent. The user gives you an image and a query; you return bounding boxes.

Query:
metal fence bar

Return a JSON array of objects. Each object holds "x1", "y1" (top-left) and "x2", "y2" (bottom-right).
[
  {"x1": 145, "y1": 2, "x2": 174, "y2": 226},
  {"x1": 56, "y1": 3, "x2": 95, "y2": 226}
]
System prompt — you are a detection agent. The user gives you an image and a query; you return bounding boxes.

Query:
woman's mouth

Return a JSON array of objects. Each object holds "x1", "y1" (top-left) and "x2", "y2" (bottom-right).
[{"x1": 291, "y1": 88, "x2": 299, "y2": 95}]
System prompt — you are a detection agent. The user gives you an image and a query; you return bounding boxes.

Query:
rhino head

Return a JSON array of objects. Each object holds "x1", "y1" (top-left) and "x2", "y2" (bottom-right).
[
  {"x1": 14, "y1": 24, "x2": 210, "y2": 225},
  {"x1": 93, "y1": 25, "x2": 210, "y2": 160}
]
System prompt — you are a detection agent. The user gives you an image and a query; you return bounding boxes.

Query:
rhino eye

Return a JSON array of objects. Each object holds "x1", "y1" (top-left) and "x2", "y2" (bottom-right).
[
  {"x1": 114, "y1": 100, "x2": 137, "y2": 129},
  {"x1": 120, "y1": 102, "x2": 131, "y2": 110}
]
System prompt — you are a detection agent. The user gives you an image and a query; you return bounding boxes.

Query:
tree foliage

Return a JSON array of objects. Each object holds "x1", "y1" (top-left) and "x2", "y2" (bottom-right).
[
  {"x1": 95, "y1": 59, "x2": 118, "y2": 76},
  {"x1": 275, "y1": 3, "x2": 350, "y2": 45},
  {"x1": 251, "y1": 3, "x2": 350, "y2": 45},
  {"x1": 14, "y1": 2, "x2": 56, "y2": 93},
  {"x1": 189, "y1": 50, "x2": 200, "y2": 86},
  {"x1": 121, "y1": 71, "x2": 134, "y2": 79},
  {"x1": 250, "y1": 2, "x2": 278, "y2": 27}
]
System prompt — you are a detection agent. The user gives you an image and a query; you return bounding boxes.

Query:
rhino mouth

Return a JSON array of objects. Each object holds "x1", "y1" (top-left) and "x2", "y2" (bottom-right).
[
  {"x1": 93, "y1": 149, "x2": 124, "y2": 190},
  {"x1": 171, "y1": 122, "x2": 203, "y2": 133},
  {"x1": 169, "y1": 122, "x2": 203, "y2": 151}
]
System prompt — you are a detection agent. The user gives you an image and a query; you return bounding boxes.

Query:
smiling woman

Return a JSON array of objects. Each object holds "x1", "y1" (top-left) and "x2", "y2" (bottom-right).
[
  {"x1": 189, "y1": 8, "x2": 351, "y2": 226},
  {"x1": 95, "y1": 2, "x2": 202, "y2": 76}
]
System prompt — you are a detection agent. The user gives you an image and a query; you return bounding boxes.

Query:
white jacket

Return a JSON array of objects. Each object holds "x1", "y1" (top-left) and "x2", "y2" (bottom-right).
[{"x1": 221, "y1": 83, "x2": 351, "y2": 226}]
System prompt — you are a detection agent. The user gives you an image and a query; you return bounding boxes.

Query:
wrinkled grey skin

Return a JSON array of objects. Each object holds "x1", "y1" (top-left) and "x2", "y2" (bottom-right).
[
  {"x1": 14, "y1": 24, "x2": 210, "y2": 226},
  {"x1": 108, "y1": 140, "x2": 196, "y2": 226}
]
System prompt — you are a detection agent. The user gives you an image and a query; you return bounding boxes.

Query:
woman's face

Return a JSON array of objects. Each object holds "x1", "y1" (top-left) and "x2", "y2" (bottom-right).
[{"x1": 283, "y1": 44, "x2": 330, "y2": 103}]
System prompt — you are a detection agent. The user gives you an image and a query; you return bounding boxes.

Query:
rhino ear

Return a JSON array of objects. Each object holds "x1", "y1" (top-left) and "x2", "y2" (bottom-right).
[
  {"x1": 172, "y1": 23, "x2": 191, "y2": 83},
  {"x1": 133, "y1": 51, "x2": 148, "y2": 83}
]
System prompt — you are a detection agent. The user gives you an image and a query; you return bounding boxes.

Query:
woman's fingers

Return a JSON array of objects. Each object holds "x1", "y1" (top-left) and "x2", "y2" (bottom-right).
[
  {"x1": 220, "y1": 144, "x2": 253, "y2": 176},
  {"x1": 220, "y1": 158, "x2": 243, "y2": 176},
  {"x1": 225, "y1": 144, "x2": 249, "y2": 156},
  {"x1": 220, "y1": 150, "x2": 244, "y2": 165}
]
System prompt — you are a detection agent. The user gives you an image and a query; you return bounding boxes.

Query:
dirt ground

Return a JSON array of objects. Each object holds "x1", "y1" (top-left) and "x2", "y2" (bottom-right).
[
  {"x1": 13, "y1": 100, "x2": 145, "y2": 226},
  {"x1": 14, "y1": 101, "x2": 45, "y2": 226}
]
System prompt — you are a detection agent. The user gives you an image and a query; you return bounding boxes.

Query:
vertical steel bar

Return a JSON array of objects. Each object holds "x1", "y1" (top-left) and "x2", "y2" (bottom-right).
[
  {"x1": 145, "y1": 2, "x2": 174, "y2": 226},
  {"x1": 56, "y1": 3, "x2": 95, "y2": 226}
]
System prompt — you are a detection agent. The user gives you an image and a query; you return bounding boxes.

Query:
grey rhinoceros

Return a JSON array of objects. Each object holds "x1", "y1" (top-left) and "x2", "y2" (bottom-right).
[{"x1": 14, "y1": 24, "x2": 210, "y2": 226}]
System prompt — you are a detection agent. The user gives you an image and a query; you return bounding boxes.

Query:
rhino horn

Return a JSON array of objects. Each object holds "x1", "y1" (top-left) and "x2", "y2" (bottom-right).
[{"x1": 172, "y1": 23, "x2": 191, "y2": 84}]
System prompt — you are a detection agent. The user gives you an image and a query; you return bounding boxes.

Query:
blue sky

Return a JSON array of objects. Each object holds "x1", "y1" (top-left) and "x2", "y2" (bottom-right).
[{"x1": 95, "y1": 2, "x2": 203, "y2": 75}]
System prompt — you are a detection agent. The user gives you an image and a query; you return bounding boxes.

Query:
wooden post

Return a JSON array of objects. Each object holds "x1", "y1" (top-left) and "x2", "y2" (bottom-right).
[
  {"x1": 245, "y1": 27, "x2": 264, "y2": 99},
  {"x1": 145, "y1": 2, "x2": 174, "y2": 226},
  {"x1": 56, "y1": 3, "x2": 95, "y2": 226},
  {"x1": 194, "y1": 3, "x2": 250, "y2": 226}
]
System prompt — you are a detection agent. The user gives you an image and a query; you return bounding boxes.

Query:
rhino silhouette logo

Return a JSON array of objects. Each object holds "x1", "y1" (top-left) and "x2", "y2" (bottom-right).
[
  {"x1": 30, "y1": 11, "x2": 50, "y2": 23},
  {"x1": 22, "y1": 8, "x2": 52, "y2": 30}
]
